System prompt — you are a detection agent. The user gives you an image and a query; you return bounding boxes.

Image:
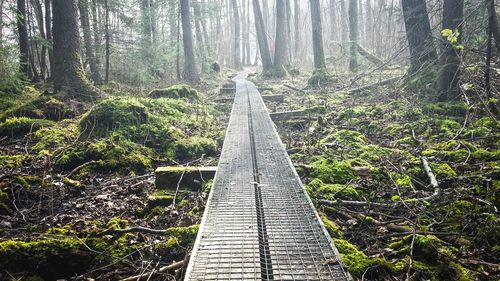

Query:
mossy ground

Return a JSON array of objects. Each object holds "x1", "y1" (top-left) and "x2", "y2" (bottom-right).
[
  {"x1": 0, "y1": 80, "x2": 226, "y2": 279},
  {"x1": 259, "y1": 66, "x2": 499, "y2": 280}
]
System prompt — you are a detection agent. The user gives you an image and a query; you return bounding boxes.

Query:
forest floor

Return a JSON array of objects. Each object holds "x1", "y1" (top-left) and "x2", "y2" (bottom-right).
[{"x1": 0, "y1": 63, "x2": 499, "y2": 280}]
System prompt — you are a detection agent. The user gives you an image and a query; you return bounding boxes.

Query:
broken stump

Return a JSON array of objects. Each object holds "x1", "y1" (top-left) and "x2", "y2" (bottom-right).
[{"x1": 155, "y1": 166, "x2": 217, "y2": 191}]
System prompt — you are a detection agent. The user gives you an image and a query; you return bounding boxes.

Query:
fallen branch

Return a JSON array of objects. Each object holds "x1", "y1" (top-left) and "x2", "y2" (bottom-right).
[
  {"x1": 66, "y1": 160, "x2": 98, "y2": 178},
  {"x1": 95, "y1": 226, "x2": 168, "y2": 237},
  {"x1": 318, "y1": 198, "x2": 398, "y2": 208},
  {"x1": 420, "y1": 157, "x2": 440, "y2": 201},
  {"x1": 120, "y1": 260, "x2": 186, "y2": 281},
  {"x1": 348, "y1": 76, "x2": 402, "y2": 94},
  {"x1": 357, "y1": 43, "x2": 383, "y2": 65},
  {"x1": 284, "y1": 84, "x2": 306, "y2": 93}
]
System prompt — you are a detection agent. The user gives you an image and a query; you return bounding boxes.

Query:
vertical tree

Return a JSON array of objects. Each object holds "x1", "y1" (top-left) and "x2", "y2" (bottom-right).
[
  {"x1": 310, "y1": 0, "x2": 325, "y2": 70},
  {"x1": 252, "y1": 0, "x2": 273, "y2": 73},
  {"x1": 79, "y1": 0, "x2": 102, "y2": 85},
  {"x1": 180, "y1": 0, "x2": 199, "y2": 81},
  {"x1": 437, "y1": 0, "x2": 464, "y2": 101},
  {"x1": 231, "y1": 0, "x2": 242, "y2": 69},
  {"x1": 53, "y1": 0, "x2": 98, "y2": 100},
  {"x1": 340, "y1": 0, "x2": 348, "y2": 43},
  {"x1": 32, "y1": 0, "x2": 47, "y2": 79},
  {"x1": 486, "y1": 0, "x2": 500, "y2": 53},
  {"x1": 45, "y1": 0, "x2": 53, "y2": 78},
  {"x1": 104, "y1": 0, "x2": 110, "y2": 83},
  {"x1": 401, "y1": 0, "x2": 437, "y2": 73},
  {"x1": 349, "y1": 0, "x2": 358, "y2": 71},
  {"x1": 274, "y1": 0, "x2": 288, "y2": 76},
  {"x1": 17, "y1": 0, "x2": 30, "y2": 78},
  {"x1": 293, "y1": 0, "x2": 300, "y2": 59}
]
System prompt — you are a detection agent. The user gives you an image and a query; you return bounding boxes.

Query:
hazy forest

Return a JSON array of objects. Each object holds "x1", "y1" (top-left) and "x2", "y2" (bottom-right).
[{"x1": 0, "y1": 0, "x2": 499, "y2": 280}]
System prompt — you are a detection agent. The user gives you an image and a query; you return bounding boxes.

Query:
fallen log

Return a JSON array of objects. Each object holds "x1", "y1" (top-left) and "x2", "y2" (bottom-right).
[
  {"x1": 357, "y1": 43, "x2": 383, "y2": 65},
  {"x1": 284, "y1": 84, "x2": 306, "y2": 93},
  {"x1": 270, "y1": 110, "x2": 307, "y2": 121},
  {"x1": 262, "y1": 94, "x2": 284, "y2": 103},
  {"x1": 120, "y1": 260, "x2": 186, "y2": 281},
  {"x1": 348, "y1": 76, "x2": 402, "y2": 94}
]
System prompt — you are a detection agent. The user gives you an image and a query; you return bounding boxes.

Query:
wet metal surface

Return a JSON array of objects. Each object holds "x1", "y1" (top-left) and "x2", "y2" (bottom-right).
[{"x1": 184, "y1": 72, "x2": 350, "y2": 281}]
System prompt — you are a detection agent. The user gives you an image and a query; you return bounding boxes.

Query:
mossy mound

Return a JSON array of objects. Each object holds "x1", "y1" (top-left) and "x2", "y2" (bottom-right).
[
  {"x1": 55, "y1": 139, "x2": 153, "y2": 174},
  {"x1": 0, "y1": 84, "x2": 38, "y2": 112},
  {"x1": 308, "y1": 68, "x2": 333, "y2": 88},
  {"x1": 333, "y1": 238, "x2": 397, "y2": 277},
  {"x1": 1, "y1": 94, "x2": 74, "y2": 122},
  {"x1": 308, "y1": 178, "x2": 359, "y2": 200},
  {"x1": 175, "y1": 136, "x2": 217, "y2": 160},
  {"x1": 310, "y1": 157, "x2": 358, "y2": 184},
  {"x1": 0, "y1": 117, "x2": 54, "y2": 137},
  {"x1": 149, "y1": 84, "x2": 199, "y2": 101}
]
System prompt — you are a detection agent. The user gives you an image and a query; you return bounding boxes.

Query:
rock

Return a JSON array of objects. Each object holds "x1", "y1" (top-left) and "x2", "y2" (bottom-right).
[{"x1": 352, "y1": 166, "x2": 372, "y2": 177}]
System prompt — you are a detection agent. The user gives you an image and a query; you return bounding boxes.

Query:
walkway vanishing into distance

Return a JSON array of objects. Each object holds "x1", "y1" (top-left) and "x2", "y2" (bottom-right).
[{"x1": 184, "y1": 71, "x2": 350, "y2": 281}]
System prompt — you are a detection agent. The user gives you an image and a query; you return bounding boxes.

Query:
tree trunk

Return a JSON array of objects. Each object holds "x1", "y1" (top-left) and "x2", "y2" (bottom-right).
[
  {"x1": 349, "y1": 0, "x2": 358, "y2": 72},
  {"x1": 252, "y1": 0, "x2": 273, "y2": 72},
  {"x1": 180, "y1": 0, "x2": 199, "y2": 81},
  {"x1": 486, "y1": 0, "x2": 500, "y2": 52},
  {"x1": 293, "y1": 0, "x2": 300, "y2": 59},
  {"x1": 79, "y1": 0, "x2": 101, "y2": 85},
  {"x1": 104, "y1": 0, "x2": 110, "y2": 83},
  {"x1": 274, "y1": 0, "x2": 288, "y2": 75},
  {"x1": 0, "y1": 0, "x2": 4, "y2": 42},
  {"x1": 193, "y1": 0, "x2": 207, "y2": 69},
  {"x1": 401, "y1": 0, "x2": 436, "y2": 73},
  {"x1": 53, "y1": 0, "x2": 97, "y2": 100},
  {"x1": 437, "y1": 0, "x2": 464, "y2": 101},
  {"x1": 44, "y1": 0, "x2": 53, "y2": 79},
  {"x1": 17, "y1": 0, "x2": 30, "y2": 79},
  {"x1": 31, "y1": 0, "x2": 47, "y2": 79},
  {"x1": 231, "y1": 0, "x2": 242, "y2": 69},
  {"x1": 90, "y1": 0, "x2": 101, "y2": 75},
  {"x1": 340, "y1": 0, "x2": 348, "y2": 43},
  {"x1": 310, "y1": 0, "x2": 325, "y2": 70}
]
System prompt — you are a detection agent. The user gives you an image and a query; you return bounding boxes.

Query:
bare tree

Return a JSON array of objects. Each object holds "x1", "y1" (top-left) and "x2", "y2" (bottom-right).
[
  {"x1": 231, "y1": 0, "x2": 242, "y2": 69},
  {"x1": 53, "y1": 0, "x2": 98, "y2": 100},
  {"x1": 349, "y1": 0, "x2": 358, "y2": 71},
  {"x1": 310, "y1": 0, "x2": 325, "y2": 70},
  {"x1": 274, "y1": 0, "x2": 288, "y2": 76},
  {"x1": 180, "y1": 0, "x2": 199, "y2": 81},
  {"x1": 79, "y1": 0, "x2": 102, "y2": 85},
  {"x1": 17, "y1": 0, "x2": 30, "y2": 79},
  {"x1": 437, "y1": 0, "x2": 464, "y2": 101},
  {"x1": 401, "y1": 0, "x2": 437, "y2": 73},
  {"x1": 252, "y1": 0, "x2": 273, "y2": 73}
]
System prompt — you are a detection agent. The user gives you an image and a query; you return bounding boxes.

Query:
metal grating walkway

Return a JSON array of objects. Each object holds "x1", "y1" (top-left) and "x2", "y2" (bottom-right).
[{"x1": 184, "y1": 72, "x2": 350, "y2": 281}]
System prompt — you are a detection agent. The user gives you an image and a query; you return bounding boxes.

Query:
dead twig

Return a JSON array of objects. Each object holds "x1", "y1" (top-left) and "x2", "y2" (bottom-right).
[
  {"x1": 119, "y1": 260, "x2": 186, "y2": 281},
  {"x1": 95, "y1": 226, "x2": 169, "y2": 237}
]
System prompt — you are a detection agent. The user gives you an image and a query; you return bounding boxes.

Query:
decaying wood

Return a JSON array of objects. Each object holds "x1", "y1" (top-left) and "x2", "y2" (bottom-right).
[
  {"x1": 284, "y1": 84, "x2": 306, "y2": 93},
  {"x1": 420, "y1": 156, "x2": 440, "y2": 201},
  {"x1": 270, "y1": 110, "x2": 307, "y2": 121},
  {"x1": 356, "y1": 43, "x2": 383, "y2": 65},
  {"x1": 120, "y1": 260, "x2": 186, "y2": 281},
  {"x1": 95, "y1": 226, "x2": 169, "y2": 237},
  {"x1": 348, "y1": 76, "x2": 402, "y2": 94}
]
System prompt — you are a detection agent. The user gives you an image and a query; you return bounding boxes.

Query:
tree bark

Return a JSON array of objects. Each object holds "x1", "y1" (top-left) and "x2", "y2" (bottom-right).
[
  {"x1": 44, "y1": 0, "x2": 53, "y2": 79},
  {"x1": 274, "y1": 0, "x2": 288, "y2": 75},
  {"x1": 53, "y1": 0, "x2": 98, "y2": 100},
  {"x1": 231, "y1": 0, "x2": 242, "y2": 69},
  {"x1": 90, "y1": 0, "x2": 101, "y2": 76},
  {"x1": 31, "y1": 0, "x2": 47, "y2": 79},
  {"x1": 437, "y1": 0, "x2": 464, "y2": 101},
  {"x1": 104, "y1": 0, "x2": 110, "y2": 83},
  {"x1": 180, "y1": 0, "x2": 199, "y2": 81},
  {"x1": 79, "y1": 0, "x2": 101, "y2": 85},
  {"x1": 293, "y1": 0, "x2": 300, "y2": 59},
  {"x1": 349, "y1": 0, "x2": 358, "y2": 71},
  {"x1": 486, "y1": 0, "x2": 500, "y2": 52},
  {"x1": 340, "y1": 0, "x2": 348, "y2": 43},
  {"x1": 252, "y1": 0, "x2": 273, "y2": 72},
  {"x1": 17, "y1": 0, "x2": 30, "y2": 79},
  {"x1": 310, "y1": 0, "x2": 326, "y2": 70},
  {"x1": 401, "y1": 0, "x2": 437, "y2": 73}
]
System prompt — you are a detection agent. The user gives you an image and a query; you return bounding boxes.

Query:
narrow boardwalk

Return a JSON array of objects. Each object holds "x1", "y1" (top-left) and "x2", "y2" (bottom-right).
[{"x1": 184, "y1": 72, "x2": 350, "y2": 281}]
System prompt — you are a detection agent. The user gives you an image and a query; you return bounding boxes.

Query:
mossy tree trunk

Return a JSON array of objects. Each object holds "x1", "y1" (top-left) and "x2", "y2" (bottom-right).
[
  {"x1": 79, "y1": 0, "x2": 102, "y2": 85},
  {"x1": 310, "y1": 0, "x2": 326, "y2": 70},
  {"x1": 17, "y1": 0, "x2": 30, "y2": 79},
  {"x1": 231, "y1": 0, "x2": 242, "y2": 70},
  {"x1": 437, "y1": 0, "x2": 464, "y2": 101},
  {"x1": 348, "y1": 0, "x2": 358, "y2": 72},
  {"x1": 401, "y1": 0, "x2": 437, "y2": 73},
  {"x1": 273, "y1": 0, "x2": 288, "y2": 76},
  {"x1": 252, "y1": 0, "x2": 273, "y2": 73},
  {"x1": 53, "y1": 0, "x2": 98, "y2": 101},
  {"x1": 180, "y1": 0, "x2": 199, "y2": 82}
]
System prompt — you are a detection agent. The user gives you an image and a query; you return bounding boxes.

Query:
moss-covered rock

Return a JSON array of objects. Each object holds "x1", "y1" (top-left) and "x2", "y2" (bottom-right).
[
  {"x1": 423, "y1": 102, "x2": 468, "y2": 117},
  {"x1": 149, "y1": 84, "x2": 199, "y2": 101},
  {"x1": 0, "y1": 117, "x2": 54, "y2": 137},
  {"x1": 308, "y1": 68, "x2": 333, "y2": 87},
  {"x1": 147, "y1": 191, "x2": 174, "y2": 208}
]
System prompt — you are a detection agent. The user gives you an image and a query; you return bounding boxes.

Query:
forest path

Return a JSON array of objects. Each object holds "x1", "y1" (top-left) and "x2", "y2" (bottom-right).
[{"x1": 184, "y1": 71, "x2": 350, "y2": 280}]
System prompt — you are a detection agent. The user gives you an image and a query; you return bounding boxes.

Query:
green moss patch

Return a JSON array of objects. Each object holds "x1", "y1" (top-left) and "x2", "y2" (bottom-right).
[
  {"x1": 0, "y1": 117, "x2": 54, "y2": 137},
  {"x1": 149, "y1": 84, "x2": 199, "y2": 101},
  {"x1": 310, "y1": 157, "x2": 357, "y2": 184}
]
